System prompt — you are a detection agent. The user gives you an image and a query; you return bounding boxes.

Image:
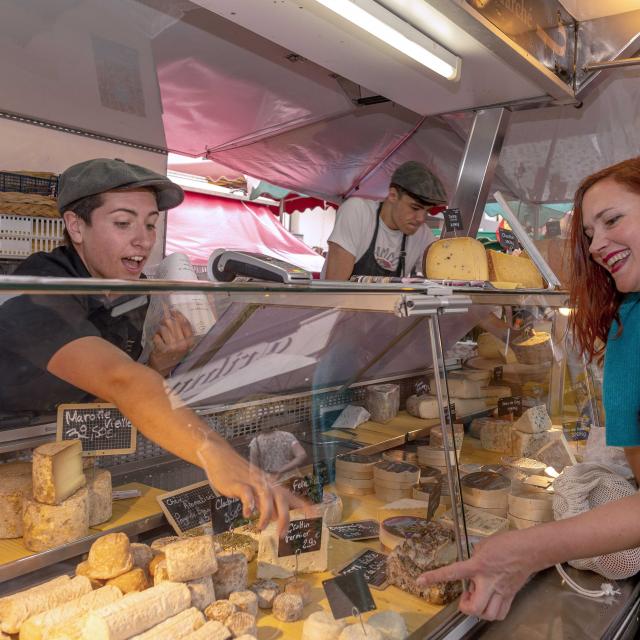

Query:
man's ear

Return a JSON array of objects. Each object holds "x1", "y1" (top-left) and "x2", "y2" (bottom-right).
[
  {"x1": 387, "y1": 186, "x2": 401, "y2": 203},
  {"x1": 63, "y1": 211, "x2": 83, "y2": 244}
]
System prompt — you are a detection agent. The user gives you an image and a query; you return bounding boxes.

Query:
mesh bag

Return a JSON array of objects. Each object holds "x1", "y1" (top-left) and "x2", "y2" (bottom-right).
[{"x1": 553, "y1": 462, "x2": 640, "y2": 579}]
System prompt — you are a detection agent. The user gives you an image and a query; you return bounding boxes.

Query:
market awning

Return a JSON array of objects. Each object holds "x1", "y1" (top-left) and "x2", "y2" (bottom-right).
[{"x1": 165, "y1": 191, "x2": 325, "y2": 274}]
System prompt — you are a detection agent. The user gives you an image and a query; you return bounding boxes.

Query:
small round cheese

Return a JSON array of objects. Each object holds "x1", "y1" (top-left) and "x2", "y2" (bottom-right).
[
  {"x1": 226, "y1": 611, "x2": 257, "y2": 636},
  {"x1": 250, "y1": 579, "x2": 281, "y2": 609},
  {"x1": 338, "y1": 623, "x2": 384, "y2": 640},
  {"x1": 205, "y1": 599, "x2": 237, "y2": 623},
  {"x1": 105, "y1": 566, "x2": 149, "y2": 594},
  {"x1": 273, "y1": 593, "x2": 303, "y2": 622},
  {"x1": 302, "y1": 610, "x2": 347, "y2": 640},
  {"x1": 368, "y1": 611, "x2": 408, "y2": 640},
  {"x1": 229, "y1": 590, "x2": 259, "y2": 616},
  {"x1": 284, "y1": 578, "x2": 312, "y2": 605},
  {"x1": 86, "y1": 532, "x2": 134, "y2": 580}
]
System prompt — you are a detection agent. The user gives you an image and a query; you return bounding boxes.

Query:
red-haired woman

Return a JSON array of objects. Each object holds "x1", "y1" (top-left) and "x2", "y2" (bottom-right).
[{"x1": 418, "y1": 157, "x2": 640, "y2": 621}]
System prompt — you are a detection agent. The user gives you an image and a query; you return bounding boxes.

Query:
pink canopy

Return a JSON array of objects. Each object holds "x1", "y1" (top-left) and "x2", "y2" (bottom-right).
[{"x1": 165, "y1": 191, "x2": 325, "y2": 274}]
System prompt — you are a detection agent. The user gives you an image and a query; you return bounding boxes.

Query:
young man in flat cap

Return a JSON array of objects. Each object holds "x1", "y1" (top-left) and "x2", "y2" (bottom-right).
[
  {"x1": 0, "y1": 158, "x2": 298, "y2": 533},
  {"x1": 323, "y1": 161, "x2": 447, "y2": 280}
]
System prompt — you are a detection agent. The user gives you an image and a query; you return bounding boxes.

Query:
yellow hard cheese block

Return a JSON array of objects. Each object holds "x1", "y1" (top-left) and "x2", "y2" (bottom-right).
[
  {"x1": 425, "y1": 238, "x2": 489, "y2": 281},
  {"x1": 486, "y1": 250, "x2": 544, "y2": 288}
]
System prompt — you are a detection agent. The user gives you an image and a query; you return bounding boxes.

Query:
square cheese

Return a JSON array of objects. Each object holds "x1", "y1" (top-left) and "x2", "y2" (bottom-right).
[
  {"x1": 513, "y1": 405, "x2": 552, "y2": 434},
  {"x1": 32, "y1": 440, "x2": 86, "y2": 506},
  {"x1": 511, "y1": 429, "x2": 551, "y2": 458},
  {"x1": 534, "y1": 436, "x2": 577, "y2": 473}
]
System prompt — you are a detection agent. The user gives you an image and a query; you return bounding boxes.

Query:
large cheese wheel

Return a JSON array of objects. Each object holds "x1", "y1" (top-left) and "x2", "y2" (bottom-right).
[
  {"x1": 87, "y1": 469, "x2": 113, "y2": 526},
  {"x1": 425, "y1": 238, "x2": 489, "y2": 281},
  {"x1": 461, "y1": 472, "x2": 510, "y2": 512},
  {"x1": 0, "y1": 474, "x2": 32, "y2": 538}
]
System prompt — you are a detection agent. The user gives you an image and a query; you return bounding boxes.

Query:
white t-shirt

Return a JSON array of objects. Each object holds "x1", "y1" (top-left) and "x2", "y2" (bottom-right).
[{"x1": 323, "y1": 197, "x2": 435, "y2": 278}]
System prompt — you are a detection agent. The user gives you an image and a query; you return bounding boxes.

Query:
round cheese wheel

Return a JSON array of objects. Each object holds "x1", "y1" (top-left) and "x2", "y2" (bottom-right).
[
  {"x1": 87, "y1": 469, "x2": 112, "y2": 526},
  {"x1": 379, "y1": 516, "x2": 430, "y2": 550},
  {"x1": 302, "y1": 610, "x2": 347, "y2": 640},
  {"x1": 508, "y1": 488, "x2": 553, "y2": 521},
  {"x1": 508, "y1": 513, "x2": 541, "y2": 530},
  {"x1": 229, "y1": 590, "x2": 258, "y2": 616},
  {"x1": 374, "y1": 486, "x2": 413, "y2": 502},
  {"x1": 335, "y1": 454, "x2": 380, "y2": 479},
  {"x1": 285, "y1": 578, "x2": 312, "y2": 605},
  {"x1": 373, "y1": 461, "x2": 420, "y2": 486},
  {"x1": 273, "y1": 593, "x2": 303, "y2": 622},
  {"x1": 335, "y1": 481, "x2": 374, "y2": 496},
  {"x1": 0, "y1": 474, "x2": 32, "y2": 538},
  {"x1": 382, "y1": 449, "x2": 418, "y2": 466},
  {"x1": 461, "y1": 471, "x2": 510, "y2": 511}
]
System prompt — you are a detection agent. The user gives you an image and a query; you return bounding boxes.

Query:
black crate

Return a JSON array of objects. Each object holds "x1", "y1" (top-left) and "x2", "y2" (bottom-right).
[{"x1": 0, "y1": 171, "x2": 58, "y2": 197}]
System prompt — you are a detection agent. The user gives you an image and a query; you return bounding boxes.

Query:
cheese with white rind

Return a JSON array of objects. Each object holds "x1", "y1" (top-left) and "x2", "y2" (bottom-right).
[
  {"x1": 225, "y1": 612, "x2": 257, "y2": 637},
  {"x1": 513, "y1": 405, "x2": 552, "y2": 434},
  {"x1": 83, "y1": 582, "x2": 191, "y2": 640},
  {"x1": 177, "y1": 620, "x2": 231, "y2": 640},
  {"x1": 425, "y1": 238, "x2": 489, "y2": 281},
  {"x1": 250, "y1": 579, "x2": 281, "y2": 609},
  {"x1": 339, "y1": 624, "x2": 384, "y2": 640},
  {"x1": 534, "y1": 436, "x2": 577, "y2": 473},
  {"x1": 22, "y1": 487, "x2": 89, "y2": 553},
  {"x1": 365, "y1": 384, "x2": 400, "y2": 424},
  {"x1": 405, "y1": 395, "x2": 439, "y2": 420},
  {"x1": 186, "y1": 576, "x2": 215, "y2": 611},
  {"x1": 32, "y1": 440, "x2": 86, "y2": 506},
  {"x1": 204, "y1": 600, "x2": 236, "y2": 623},
  {"x1": 461, "y1": 472, "x2": 510, "y2": 511},
  {"x1": 87, "y1": 469, "x2": 113, "y2": 526},
  {"x1": 284, "y1": 578, "x2": 312, "y2": 605},
  {"x1": 229, "y1": 590, "x2": 258, "y2": 616},
  {"x1": 508, "y1": 488, "x2": 553, "y2": 521},
  {"x1": 129, "y1": 607, "x2": 205, "y2": 640},
  {"x1": 87, "y1": 532, "x2": 134, "y2": 580},
  {"x1": 105, "y1": 567, "x2": 150, "y2": 593},
  {"x1": 0, "y1": 576, "x2": 91, "y2": 635},
  {"x1": 367, "y1": 611, "x2": 408, "y2": 640},
  {"x1": 479, "y1": 418, "x2": 512, "y2": 453},
  {"x1": 301, "y1": 610, "x2": 347, "y2": 640},
  {"x1": 439, "y1": 505, "x2": 509, "y2": 537},
  {"x1": 377, "y1": 499, "x2": 430, "y2": 522},
  {"x1": 0, "y1": 474, "x2": 32, "y2": 538},
  {"x1": 257, "y1": 520, "x2": 329, "y2": 579},
  {"x1": 272, "y1": 593, "x2": 303, "y2": 622},
  {"x1": 501, "y1": 457, "x2": 547, "y2": 476},
  {"x1": 511, "y1": 429, "x2": 551, "y2": 458},
  {"x1": 165, "y1": 535, "x2": 218, "y2": 582},
  {"x1": 211, "y1": 553, "x2": 247, "y2": 599},
  {"x1": 19, "y1": 585, "x2": 123, "y2": 640}
]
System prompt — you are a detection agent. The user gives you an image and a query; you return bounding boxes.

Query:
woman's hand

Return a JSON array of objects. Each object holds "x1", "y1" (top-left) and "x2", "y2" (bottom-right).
[
  {"x1": 417, "y1": 531, "x2": 536, "y2": 621},
  {"x1": 148, "y1": 309, "x2": 195, "y2": 376}
]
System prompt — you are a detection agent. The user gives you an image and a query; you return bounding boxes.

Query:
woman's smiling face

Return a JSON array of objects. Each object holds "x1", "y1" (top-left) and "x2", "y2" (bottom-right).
[{"x1": 582, "y1": 177, "x2": 640, "y2": 293}]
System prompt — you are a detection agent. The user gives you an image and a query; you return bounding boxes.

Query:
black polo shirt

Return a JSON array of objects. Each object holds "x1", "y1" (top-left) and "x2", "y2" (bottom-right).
[{"x1": 0, "y1": 246, "x2": 148, "y2": 413}]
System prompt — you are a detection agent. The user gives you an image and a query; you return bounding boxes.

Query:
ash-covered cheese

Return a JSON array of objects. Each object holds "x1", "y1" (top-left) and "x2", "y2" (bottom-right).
[
  {"x1": 479, "y1": 418, "x2": 512, "y2": 453},
  {"x1": 272, "y1": 594, "x2": 303, "y2": 622},
  {"x1": 165, "y1": 535, "x2": 218, "y2": 582},
  {"x1": 22, "y1": 486, "x2": 89, "y2": 553},
  {"x1": 365, "y1": 384, "x2": 400, "y2": 424},
  {"x1": 514, "y1": 405, "x2": 552, "y2": 434},
  {"x1": 212, "y1": 553, "x2": 248, "y2": 599},
  {"x1": 301, "y1": 610, "x2": 347, "y2": 640},
  {"x1": 87, "y1": 468, "x2": 113, "y2": 526},
  {"x1": 257, "y1": 520, "x2": 329, "y2": 579},
  {"x1": 186, "y1": 576, "x2": 216, "y2": 611},
  {"x1": 534, "y1": 436, "x2": 576, "y2": 473},
  {"x1": 511, "y1": 429, "x2": 550, "y2": 458},
  {"x1": 0, "y1": 474, "x2": 32, "y2": 538},
  {"x1": 250, "y1": 579, "x2": 281, "y2": 609},
  {"x1": 425, "y1": 238, "x2": 489, "y2": 281},
  {"x1": 130, "y1": 543, "x2": 154, "y2": 573},
  {"x1": 32, "y1": 441, "x2": 86, "y2": 506}
]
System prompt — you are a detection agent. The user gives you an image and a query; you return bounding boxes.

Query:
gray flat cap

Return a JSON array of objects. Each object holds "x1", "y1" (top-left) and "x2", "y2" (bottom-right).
[
  {"x1": 391, "y1": 160, "x2": 447, "y2": 205},
  {"x1": 57, "y1": 158, "x2": 184, "y2": 212}
]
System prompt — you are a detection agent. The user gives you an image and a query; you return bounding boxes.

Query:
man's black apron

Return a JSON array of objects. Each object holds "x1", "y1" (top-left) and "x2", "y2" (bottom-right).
[{"x1": 352, "y1": 203, "x2": 407, "y2": 277}]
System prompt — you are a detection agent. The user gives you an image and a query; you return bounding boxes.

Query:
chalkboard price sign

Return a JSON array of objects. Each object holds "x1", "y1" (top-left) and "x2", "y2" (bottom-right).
[
  {"x1": 444, "y1": 402, "x2": 457, "y2": 422},
  {"x1": 493, "y1": 366, "x2": 504, "y2": 383},
  {"x1": 323, "y1": 570, "x2": 377, "y2": 619},
  {"x1": 157, "y1": 481, "x2": 216, "y2": 535},
  {"x1": 498, "y1": 396, "x2": 523, "y2": 417},
  {"x1": 278, "y1": 517, "x2": 323, "y2": 557},
  {"x1": 328, "y1": 520, "x2": 379, "y2": 541},
  {"x1": 443, "y1": 208, "x2": 464, "y2": 232},
  {"x1": 288, "y1": 475, "x2": 323, "y2": 504},
  {"x1": 498, "y1": 228, "x2": 520, "y2": 252},
  {"x1": 210, "y1": 495, "x2": 244, "y2": 534},
  {"x1": 56, "y1": 403, "x2": 136, "y2": 456},
  {"x1": 337, "y1": 549, "x2": 389, "y2": 590}
]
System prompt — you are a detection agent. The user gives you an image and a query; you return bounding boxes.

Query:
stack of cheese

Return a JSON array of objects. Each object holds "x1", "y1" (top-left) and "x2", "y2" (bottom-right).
[
  {"x1": 373, "y1": 461, "x2": 420, "y2": 501},
  {"x1": 460, "y1": 471, "x2": 510, "y2": 518},
  {"x1": 507, "y1": 486, "x2": 554, "y2": 529},
  {"x1": 21, "y1": 441, "x2": 113, "y2": 552},
  {"x1": 334, "y1": 454, "x2": 379, "y2": 496},
  {"x1": 417, "y1": 425, "x2": 462, "y2": 472},
  {"x1": 511, "y1": 331, "x2": 553, "y2": 364}
]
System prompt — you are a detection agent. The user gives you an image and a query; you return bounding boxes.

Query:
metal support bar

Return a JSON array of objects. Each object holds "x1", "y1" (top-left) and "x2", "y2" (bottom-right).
[
  {"x1": 583, "y1": 56, "x2": 640, "y2": 72},
  {"x1": 443, "y1": 108, "x2": 511, "y2": 240}
]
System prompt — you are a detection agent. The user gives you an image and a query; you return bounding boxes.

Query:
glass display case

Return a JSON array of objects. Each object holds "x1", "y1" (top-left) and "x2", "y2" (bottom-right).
[{"x1": 0, "y1": 276, "x2": 638, "y2": 640}]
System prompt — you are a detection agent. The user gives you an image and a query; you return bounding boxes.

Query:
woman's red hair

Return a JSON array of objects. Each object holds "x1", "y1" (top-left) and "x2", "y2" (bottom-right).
[{"x1": 569, "y1": 157, "x2": 640, "y2": 362}]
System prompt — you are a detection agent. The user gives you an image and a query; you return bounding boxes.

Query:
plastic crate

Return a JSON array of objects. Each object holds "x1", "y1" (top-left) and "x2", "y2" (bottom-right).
[
  {"x1": 0, "y1": 171, "x2": 58, "y2": 197},
  {"x1": 0, "y1": 214, "x2": 64, "y2": 258}
]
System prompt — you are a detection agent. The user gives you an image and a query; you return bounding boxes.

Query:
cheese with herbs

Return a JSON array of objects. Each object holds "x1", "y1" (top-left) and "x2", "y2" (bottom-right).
[{"x1": 425, "y1": 238, "x2": 489, "y2": 281}]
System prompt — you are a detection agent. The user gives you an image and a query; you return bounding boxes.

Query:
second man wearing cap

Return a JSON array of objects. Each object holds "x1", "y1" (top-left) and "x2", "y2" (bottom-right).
[{"x1": 323, "y1": 161, "x2": 447, "y2": 280}]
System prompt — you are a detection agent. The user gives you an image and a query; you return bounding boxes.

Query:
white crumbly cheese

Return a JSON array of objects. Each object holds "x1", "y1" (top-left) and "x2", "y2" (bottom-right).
[
  {"x1": 32, "y1": 440, "x2": 86, "y2": 506},
  {"x1": 514, "y1": 405, "x2": 552, "y2": 434},
  {"x1": 376, "y1": 499, "x2": 430, "y2": 522},
  {"x1": 0, "y1": 575, "x2": 91, "y2": 635},
  {"x1": 301, "y1": 610, "x2": 347, "y2": 640},
  {"x1": 19, "y1": 585, "x2": 122, "y2": 640},
  {"x1": 87, "y1": 469, "x2": 113, "y2": 526},
  {"x1": 22, "y1": 487, "x2": 89, "y2": 553},
  {"x1": 479, "y1": 419, "x2": 512, "y2": 453},
  {"x1": 128, "y1": 607, "x2": 205, "y2": 640},
  {"x1": 405, "y1": 395, "x2": 439, "y2": 419},
  {"x1": 338, "y1": 623, "x2": 384, "y2": 640},
  {"x1": 534, "y1": 436, "x2": 576, "y2": 473},
  {"x1": 257, "y1": 520, "x2": 329, "y2": 579},
  {"x1": 83, "y1": 582, "x2": 191, "y2": 640},
  {"x1": 367, "y1": 611, "x2": 409, "y2": 640},
  {"x1": 212, "y1": 553, "x2": 248, "y2": 599},
  {"x1": 186, "y1": 576, "x2": 216, "y2": 611},
  {"x1": 165, "y1": 535, "x2": 218, "y2": 582},
  {"x1": 182, "y1": 620, "x2": 232, "y2": 640},
  {"x1": 439, "y1": 505, "x2": 509, "y2": 537},
  {"x1": 272, "y1": 594, "x2": 303, "y2": 622},
  {"x1": 511, "y1": 429, "x2": 551, "y2": 458},
  {"x1": 0, "y1": 474, "x2": 32, "y2": 538}
]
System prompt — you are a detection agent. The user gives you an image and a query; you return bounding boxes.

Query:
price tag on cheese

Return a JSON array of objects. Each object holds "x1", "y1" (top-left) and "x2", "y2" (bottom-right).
[
  {"x1": 443, "y1": 208, "x2": 464, "y2": 232},
  {"x1": 56, "y1": 403, "x2": 136, "y2": 456},
  {"x1": 157, "y1": 481, "x2": 215, "y2": 536},
  {"x1": 493, "y1": 366, "x2": 504, "y2": 383},
  {"x1": 323, "y1": 571, "x2": 377, "y2": 619},
  {"x1": 336, "y1": 549, "x2": 389, "y2": 590},
  {"x1": 210, "y1": 494, "x2": 244, "y2": 534},
  {"x1": 498, "y1": 396, "x2": 523, "y2": 417},
  {"x1": 328, "y1": 519, "x2": 379, "y2": 541},
  {"x1": 287, "y1": 474, "x2": 324, "y2": 504},
  {"x1": 498, "y1": 228, "x2": 520, "y2": 252},
  {"x1": 278, "y1": 517, "x2": 323, "y2": 557}
]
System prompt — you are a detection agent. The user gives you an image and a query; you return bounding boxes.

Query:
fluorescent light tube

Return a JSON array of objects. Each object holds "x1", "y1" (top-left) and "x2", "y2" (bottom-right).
[{"x1": 313, "y1": 0, "x2": 461, "y2": 80}]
